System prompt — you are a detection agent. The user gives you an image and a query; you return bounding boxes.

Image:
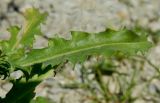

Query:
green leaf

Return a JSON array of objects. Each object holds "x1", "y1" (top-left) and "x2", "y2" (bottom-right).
[
  {"x1": 0, "y1": 64, "x2": 54, "y2": 103},
  {"x1": 8, "y1": 8, "x2": 48, "y2": 51},
  {"x1": 0, "y1": 8, "x2": 48, "y2": 70},
  {"x1": 21, "y1": 8, "x2": 47, "y2": 47},
  {"x1": 0, "y1": 26, "x2": 21, "y2": 53},
  {"x1": 7, "y1": 26, "x2": 20, "y2": 51},
  {"x1": 1, "y1": 81, "x2": 40, "y2": 103},
  {"x1": 30, "y1": 97, "x2": 53, "y2": 103},
  {"x1": 0, "y1": 50, "x2": 10, "y2": 79},
  {"x1": 94, "y1": 61, "x2": 117, "y2": 76},
  {"x1": 14, "y1": 29, "x2": 151, "y2": 67}
]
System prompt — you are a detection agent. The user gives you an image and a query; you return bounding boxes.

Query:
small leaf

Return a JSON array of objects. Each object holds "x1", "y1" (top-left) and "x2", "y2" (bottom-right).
[
  {"x1": 30, "y1": 97, "x2": 53, "y2": 103},
  {"x1": 95, "y1": 62, "x2": 117, "y2": 76},
  {"x1": 20, "y1": 8, "x2": 48, "y2": 47},
  {"x1": 5, "y1": 8, "x2": 48, "y2": 52}
]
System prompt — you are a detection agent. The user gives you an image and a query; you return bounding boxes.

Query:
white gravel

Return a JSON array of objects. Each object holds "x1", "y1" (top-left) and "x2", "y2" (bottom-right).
[{"x1": 1, "y1": 0, "x2": 160, "y2": 103}]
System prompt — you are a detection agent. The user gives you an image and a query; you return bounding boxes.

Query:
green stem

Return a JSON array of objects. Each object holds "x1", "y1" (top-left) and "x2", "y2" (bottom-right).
[{"x1": 95, "y1": 67, "x2": 110, "y2": 102}]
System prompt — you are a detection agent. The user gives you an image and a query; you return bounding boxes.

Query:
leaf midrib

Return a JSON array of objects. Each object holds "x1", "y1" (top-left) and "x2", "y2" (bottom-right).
[{"x1": 20, "y1": 41, "x2": 148, "y2": 67}]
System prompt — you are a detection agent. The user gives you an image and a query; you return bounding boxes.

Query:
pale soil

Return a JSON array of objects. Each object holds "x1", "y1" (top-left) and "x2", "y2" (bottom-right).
[{"x1": 0, "y1": 0, "x2": 160, "y2": 103}]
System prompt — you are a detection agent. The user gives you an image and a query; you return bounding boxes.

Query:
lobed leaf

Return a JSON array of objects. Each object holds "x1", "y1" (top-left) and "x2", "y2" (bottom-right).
[
  {"x1": 3, "y1": 8, "x2": 48, "y2": 53},
  {"x1": 20, "y1": 8, "x2": 47, "y2": 47},
  {"x1": 13, "y1": 29, "x2": 152, "y2": 67}
]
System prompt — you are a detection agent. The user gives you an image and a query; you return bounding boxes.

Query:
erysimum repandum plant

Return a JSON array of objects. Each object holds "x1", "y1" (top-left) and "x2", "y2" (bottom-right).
[{"x1": 0, "y1": 8, "x2": 151, "y2": 103}]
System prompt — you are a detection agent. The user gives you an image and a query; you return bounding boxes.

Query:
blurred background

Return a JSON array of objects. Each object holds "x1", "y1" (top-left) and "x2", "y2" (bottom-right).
[{"x1": 0, "y1": 0, "x2": 160, "y2": 103}]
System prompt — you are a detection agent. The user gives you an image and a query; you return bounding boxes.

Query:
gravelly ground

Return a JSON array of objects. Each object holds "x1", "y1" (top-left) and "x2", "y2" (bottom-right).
[{"x1": 0, "y1": 0, "x2": 160, "y2": 103}]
